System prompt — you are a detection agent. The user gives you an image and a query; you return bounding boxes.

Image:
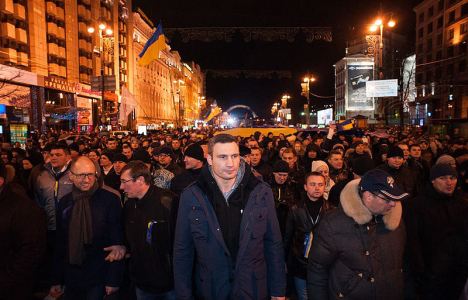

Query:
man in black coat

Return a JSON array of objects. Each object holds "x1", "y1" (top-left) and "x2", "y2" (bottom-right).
[
  {"x1": 406, "y1": 164, "x2": 468, "y2": 300},
  {"x1": 50, "y1": 156, "x2": 125, "y2": 299},
  {"x1": 0, "y1": 163, "x2": 46, "y2": 300},
  {"x1": 308, "y1": 169, "x2": 409, "y2": 300},
  {"x1": 170, "y1": 143, "x2": 204, "y2": 196}
]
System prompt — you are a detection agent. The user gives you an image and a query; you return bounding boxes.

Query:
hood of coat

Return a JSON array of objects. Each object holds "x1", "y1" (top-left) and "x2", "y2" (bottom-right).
[{"x1": 340, "y1": 179, "x2": 402, "y2": 231}]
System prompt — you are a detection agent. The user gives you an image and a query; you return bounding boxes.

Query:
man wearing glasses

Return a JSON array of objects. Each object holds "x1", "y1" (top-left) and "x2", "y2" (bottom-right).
[
  {"x1": 307, "y1": 169, "x2": 409, "y2": 300},
  {"x1": 49, "y1": 156, "x2": 125, "y2": 299},
  {"x1": 120, "y1": 161, "x2": 178, "y2": 300}
]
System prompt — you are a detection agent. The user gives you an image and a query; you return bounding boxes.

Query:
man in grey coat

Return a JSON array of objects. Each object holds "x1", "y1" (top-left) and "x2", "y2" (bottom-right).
[
  {"x1": 307, "y1": 169, "x2": 409, "y2": 300},
  {"x1": 173, "y1": 134, "x2": 286, "y2": 300}
]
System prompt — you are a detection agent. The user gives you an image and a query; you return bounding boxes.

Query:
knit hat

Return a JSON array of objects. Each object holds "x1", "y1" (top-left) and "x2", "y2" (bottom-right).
[
  {"x1": 435, "y1": 154, "x2": 456, "y2": 167},
  {"x1": 386, "y1": 146, "x2": 404, "y2": 159},
  {"x1": 311, "y1": 160, "x2": 329, "y2": 173},
  {"x1": 273, "y1": 160, "x2": 289, "y2": 173},
  {"x1": 350, "y1": 157, "x2": 375, "y2": 176},
  {"x1": 157, "y1": 147, "x2": 174, "y2": 157},
  {"x1": 101, "y1": 151, "x2": 115, "y2": 163},
  {"x1": 429, "y1": 163, "x2": 457, "y2": 181},
  {"x1": 114, "y1": 153, "x2": 128, "y2": 163},
  {"x1": 239, "y1": 145, "x2": 250, "y2": 157},
  {"x1": 184, "y1": 144, "x2": 204, "y2": 162},
  {"x1": 132, "y1": 149, "x2": 151, "y2": 163}
]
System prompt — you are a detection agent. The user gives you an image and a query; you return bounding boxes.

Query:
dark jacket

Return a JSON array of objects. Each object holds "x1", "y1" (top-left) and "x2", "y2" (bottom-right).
[
  {"x1": 406, "y1": 184, "x2": 468, "y2": 300},
  {"x1": 103, "y1": 167, "x2": 121, "y2": 191},
  {"x1": 52, "y1": 188, "x2": 124, "y2": 288},
  {"x1": 124, "y1": 185, "x2": 178, "y2": 293},
  {"x1": 269, "y1": 178, "x2": 300, "y2": 235},
  {"x1": 252, "y1": 160, "x2": 273, "y2": 182},
  {"x1": 170, "y1": 167, "x2": 202, "y2": 196},
  {"x1": 0, "y1": 183, "x2": 46, "y2": 300},
  {"x1": 174, "y1": 164, "x2": 286, "y2": 300},
  {"x1": 377, "y1": 163, "x2": 418, "y2": 198},
  {"x1": 307, "y1": 179, "x2": 406, "y2": 300},
  {"x1": 284, "y1": 193, "x2": 334, "y2": 279}
]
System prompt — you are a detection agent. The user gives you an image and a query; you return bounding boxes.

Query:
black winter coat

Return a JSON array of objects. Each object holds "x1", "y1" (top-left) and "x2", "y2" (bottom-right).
[
  {"x1": 406, "y1": 184, "x2": 468, "y2": 300},
  {"x1": 170, "y1": 167, "x2": 202, "y2": 196},
  {"x1": 0, "y1": 183, "x2": 46, "y2": 300},
  {"x1": 307, "y1": 179, "x2": 406, "y2": 300}
]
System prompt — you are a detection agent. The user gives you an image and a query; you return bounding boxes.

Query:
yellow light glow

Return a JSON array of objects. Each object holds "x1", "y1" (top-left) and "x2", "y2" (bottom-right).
[
  {"x1": 99, "y1": 23, "x2": 106, "y2": 30},
  {"x1": 369, "y1": 25, "x2": 378, "y2": 32},
  {"x1": 105, "y1": 28, "x2": 113, "y2": 35},
  {"x1": 388, "y1": 20, "x2": 396, "y2": 27},
  {"x1": 87, "y1": 27, "x2": 95, "y2": 34},
  {"x1": 374, "y1": 19, "x2": 383, "y2": 26},
  {"x1": 303, "y1": 77, "x2": 309, "y2": 82}
]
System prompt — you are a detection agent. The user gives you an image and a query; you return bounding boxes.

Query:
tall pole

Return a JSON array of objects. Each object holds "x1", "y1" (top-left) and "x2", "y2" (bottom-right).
[{"x1": 306, "y1": 83, "x2": 310, "y2": 126}]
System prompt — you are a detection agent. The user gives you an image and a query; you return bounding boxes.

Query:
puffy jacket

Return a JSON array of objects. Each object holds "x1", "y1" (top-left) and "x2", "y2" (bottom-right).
[
  {"x1": 34, "y1": 162, "x2": 73, "y2": 231},
  {"x1": 307, "y1": 179, "x2": 406, "y2": 300}
]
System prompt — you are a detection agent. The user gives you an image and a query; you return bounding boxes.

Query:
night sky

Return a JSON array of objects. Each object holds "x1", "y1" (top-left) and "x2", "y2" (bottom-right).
[{"x1": 133, "y1": 0, "x2": 421, "y2": 119}]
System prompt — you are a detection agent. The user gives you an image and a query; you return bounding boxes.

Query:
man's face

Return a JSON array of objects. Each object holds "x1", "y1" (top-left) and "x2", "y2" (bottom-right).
[
  {"x1": 304, "y1": 175, "x2": 325, "y2": 200},
  {"x1": 273, "y1": 172, "x2": 288, "y2": 185},
  {"x1": 328, "y1": 154, "x2": 343, "y2": 170},
  {"x1": 355, "y1": 143, "x2": 365, "y2": 154},
  {"x1": 398, "y1": 144, "x2": 410, "y2": 160},
  {"x1": 131, "y1": 141, "x2": 139, "y2": 149},
  {"x1": 420, "y1": 142, "x2": 428, "y2": 150},
  {"x1": 248, "y1": 140, "x2": 259, "y2": 148},
  {"x1": 70, "y1": 160, "x2": 97, "y2": 192},
  {"x1": 50, "y1": 149, "x2": 70, "y2": 169},
  {"x1": 158, "y1": 154, "x2": 172, "y2": 167},
  {"x1": 387, "y1": 156, "x2": 404, "y2": 169},
  {"x1": 363, "y1": 191, "x2": 396, "y2": 215},
  {"x1": 113, "y1": 161, "x2": 127, "y2": 174},
  {"x1": 410, "y1": 146, "x2": 421, "y2": 159},
  {"x1": 87, "y1": 151, "x2": 99, "y2": 162},
  {"x1": 250, "y1": 149, "x2": 262, "y2": 166},
  {"x1": 120, "y1": 170, "x2": 140, "y2": 198},
  {"x1": 432, "y1": 175, "x2": 457, "y2": 196},
  {"x1": 122, "y1": 148, "x2": 133, "y2": 159},
  {"x1": 99, "y1": 155, "x2": 113, "y2": 168},
  {"x1": 184, "y1": 156, "x2": 201, "y2": 170},
  {"x1": 107, "y1": 140, "x2": 117, "y2": 150},
  {"x1": 294, "y1": 143, "x2": 302, "y2": 153},
  {"x1": 282, "y1": 152, "x2": 297, "y2": 169},
  {"x1": 172, "y1": 140, "x2": 181, "y2": 150},
  {"x1": 207, "y1": 142, "x2": 240, "y2": 181},
  {"x1": 315, "y1": 138, "x2": 324, "y2": 146}
]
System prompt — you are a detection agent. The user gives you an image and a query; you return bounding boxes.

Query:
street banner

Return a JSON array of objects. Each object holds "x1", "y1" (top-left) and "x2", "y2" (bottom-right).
[{"x1": 119, "y1": 86, "x2": 136, "y2": 126}]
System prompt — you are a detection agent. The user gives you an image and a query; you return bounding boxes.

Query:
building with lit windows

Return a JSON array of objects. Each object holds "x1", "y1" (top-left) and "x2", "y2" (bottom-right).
[{"x1": 414, "y1": 0, "x2": 468, "y2": 132}]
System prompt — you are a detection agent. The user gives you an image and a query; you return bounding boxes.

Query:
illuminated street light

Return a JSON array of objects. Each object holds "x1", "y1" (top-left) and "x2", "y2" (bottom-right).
[
  {"x1": 388, "y1": 19, "x2": 396, "y2": 27},
  {"x1": 105, "y1": 28, "x2": 113, "y2": 35},
  {"x1": 301, "y1": 75, "x2": 316, "y2": 126},
  {"x1": 374, "y1": 19, "x2": 383, "y2": 26},
  {"x1": 87, "y1": 27, "x2": 95, "y2": 34},
  {"x1": 99, "y1": 23, "x2": 106, "y2": 30},
  {"x1": 369, "y1": 24, "x2": 378, "y2": 32}
]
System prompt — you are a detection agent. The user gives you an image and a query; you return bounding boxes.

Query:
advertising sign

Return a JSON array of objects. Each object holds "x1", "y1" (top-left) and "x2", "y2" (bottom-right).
[
  {"x1": 366, "y1": 79, "x2": 398, "y2": 97},
  {"x1": 317, "y1": 108, "x2": 333, "y2": 125},
  {"x1": 76, "y1": 97, "x2": 92, "y2": 125},
  {"x1": 346, "y1": 61, "x2": 374, "y2": 111}
]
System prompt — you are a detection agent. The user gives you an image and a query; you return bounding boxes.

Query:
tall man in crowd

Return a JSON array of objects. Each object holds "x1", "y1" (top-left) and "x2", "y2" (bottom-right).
[
  {"x1": 120, "y1": 161, "x2": 178, "y2": 300},
  {"x1": 174, "y1": 134, "x2": 286, "y2": 299},
  {"x1": 308, "y1": 169, "x2": 409, "y2": 299},
  {"x1": 170, "y1": 143, "x2": 205, "y2": 196}
]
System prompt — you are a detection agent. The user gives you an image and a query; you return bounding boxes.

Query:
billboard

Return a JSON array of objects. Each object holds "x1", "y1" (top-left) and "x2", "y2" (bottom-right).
[
  {"x1": 346, "y1": 61, "x2": 374, "y2": 111},
  {"x1": 317, "y1": 108, "x2": 333, "y2": 125},
  {"x1": 366, "y1": 79, "x2": 398, "y2": 97}
]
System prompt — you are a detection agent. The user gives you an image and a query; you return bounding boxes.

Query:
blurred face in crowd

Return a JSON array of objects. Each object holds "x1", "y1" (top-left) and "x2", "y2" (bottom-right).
[
  {"x1": 304, "y1": 175, "x2": 325, "y2": 201},
  {"x1": 242, "y1": 154, "x2": 251, "y2": 165},
  {"x1": 355, "y1": 143, "x2": 365, "y2": 155},
  {"x1": 87, "y1": 151, "x2": 99, "y2": 163},
  {"x1": 362, "y1": 191, "x2": 396, "y2": 216},
  {"x1": 308, "y1": 150, "x2": 317, "y2": 159},
  {"x1": 22, "y1": 159, "x2": 33, "y2": 170},
  {"x1": 248, "y1": 140, "x2": 259, "y2": 149},
  {"x1": 387, "y1": 156, "x2": 404, "y2": 169},
  {"x1": 122, "y1": 147, "x2": 133, "y2": 160},
  {"x1": 315, "y1": 138, "x2": 324, "y2": 147},
  {"x1": 273, "y1": 172, "x2": 288, "y2": 185},
  {"x1": 410, "y1": 145, "x2": 421, "y2": 159},
  {"x1": 294, "y1": 142, "x2": 302, "y2": 154},
  {"x1": 316, "y1": 165, "x2": 330, "y2": 180},
  {"x1": 250, "y1": 148, "x2": 262, "y2": 166},
  {"x1": 107, "y1": 140, "x2": 117, "y2": 150},
  {"x1": 420, "y1": 142, "x2": 428, "y2": 151},
  {"x1": 398, "y1": 144, "x2": 410, "y2": 160},
  {"x1": 70, "y1": 149, "x2": 80, "y2": 160},
  {"x1": 158, "y1": 153, "x2": 172, "y2": 167},
  {"x1": 1, "y1": 153, "x2": 9, "y2": 164},
  {"x1": 113, "y1": 161, "x2": 127, "y2": 174},
  {"x1": 207, "y1": 142, "x2": 240, "y2": 182},
  {"x1": 184, "y1": 156, "x2": 203, "y2": 170},
  {"x1": 70, "y1": 158, "x2": 96, "y2": 192},
  {"x1": 99, "y1": 154, "x2": 113, "y2": 168},
  {"x1": 432, "y1": 175, "x2": 457, "y2": 196},
  {"x1": 172, "y1": 140, "x2": 181, "y2": 150},
  {"x1": 131, "y1": 140, "x2": 140, "y2": 150},
  {"x1": 328, "y1": 153, "x2": 343, "y2": 170},
  {"x1": 282, "y1": 152, "x2": 297, "y2": 169},
  {"x1": 279, "y1": 147, "x2": 287, "y2": 158},
  {"x1": 50, "y1": 149, "x2": 70, "y2": 169},
  {"x1": 120, "y1": 170, "x2": 147, "y2": 199}
]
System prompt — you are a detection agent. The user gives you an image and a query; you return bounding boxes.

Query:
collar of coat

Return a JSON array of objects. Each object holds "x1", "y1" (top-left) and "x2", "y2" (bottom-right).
[{"x1": 340, "y1": 179, "x2": 402, "y2": 231}]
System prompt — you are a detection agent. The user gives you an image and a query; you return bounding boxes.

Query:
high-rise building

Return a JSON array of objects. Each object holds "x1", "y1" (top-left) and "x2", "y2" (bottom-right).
[{"x1": 414, "y1": 0, "x2": 468, "y2": 128}]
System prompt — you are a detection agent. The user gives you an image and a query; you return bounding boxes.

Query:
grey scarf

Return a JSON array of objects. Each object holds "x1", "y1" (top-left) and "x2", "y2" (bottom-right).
[{"x1": 68, "y1": 182, "x2": 99, "y2": 265}]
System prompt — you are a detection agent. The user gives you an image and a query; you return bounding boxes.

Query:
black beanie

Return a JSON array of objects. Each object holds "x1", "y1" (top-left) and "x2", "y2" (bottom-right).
[
  {"x1": 430, "y1": 163, "x2": 458, "y2": 181},
  {"x1": 239, "y1": 145, "x2": 250, "y2": 157},
  {"x1": 350, "y1": 157, "x2": 375, "y2": 176},
  {"x1": 387, "y1": 146, "x2": 404, "y2": 159},
  {"x1": 273, "y1": 160, "x2": 290, "y2": 173},
  {"x1": 184, "y1": 144, "x2": 205, "y2": 162},
  {"x1": 101, "y1": 151, "x2": 115, "y2": 163}
]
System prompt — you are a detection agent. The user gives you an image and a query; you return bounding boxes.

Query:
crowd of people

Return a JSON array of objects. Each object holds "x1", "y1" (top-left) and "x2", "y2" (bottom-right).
[{"x1": 0, "y1": 125, "x2": 467, "y2": 300}]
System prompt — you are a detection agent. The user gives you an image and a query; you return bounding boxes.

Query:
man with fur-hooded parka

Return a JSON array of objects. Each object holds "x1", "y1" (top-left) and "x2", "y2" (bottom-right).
[{"x1": 307, "y1": 169, "x2": 409, "y2": 300}]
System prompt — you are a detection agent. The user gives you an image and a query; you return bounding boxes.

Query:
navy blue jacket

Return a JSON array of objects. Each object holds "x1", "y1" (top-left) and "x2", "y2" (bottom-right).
[
  {"x1": 173, "y1": 180, "x2": 286, "y2": 299},
  {"x1": 52, "y1": 188, "x2": 124, "y2": 288}
]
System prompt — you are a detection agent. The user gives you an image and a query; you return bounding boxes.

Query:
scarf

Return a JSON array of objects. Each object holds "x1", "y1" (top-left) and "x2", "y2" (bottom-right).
[{"x1": 68, "y1": 181, "x2": 99, "y2": 265}]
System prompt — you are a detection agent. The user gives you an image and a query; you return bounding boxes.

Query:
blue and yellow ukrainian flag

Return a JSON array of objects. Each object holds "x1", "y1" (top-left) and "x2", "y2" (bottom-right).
[
  {"x1": 337, "y1": 119, "x2": 354, "y2": 131},
  {"x1": 138, "y1": 23, "x2": 166, "y2": 66}
]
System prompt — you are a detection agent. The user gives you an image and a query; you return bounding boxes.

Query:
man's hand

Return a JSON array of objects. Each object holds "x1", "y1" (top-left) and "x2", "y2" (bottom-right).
[
  {"x1": 49, "y1": 285, "x2": 63, "y2": 298},
  {"x1": 105, "y1": 286, "x2": 119, "y2": 295},
  {"x1": 104, "y1": 245, "x2": 126, "y2": 262}
]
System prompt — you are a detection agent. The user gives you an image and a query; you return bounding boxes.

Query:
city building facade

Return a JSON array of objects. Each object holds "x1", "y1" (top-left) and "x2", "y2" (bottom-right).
[{"x1": 414, "y1": 0, "x2": 468, "y2": 133}]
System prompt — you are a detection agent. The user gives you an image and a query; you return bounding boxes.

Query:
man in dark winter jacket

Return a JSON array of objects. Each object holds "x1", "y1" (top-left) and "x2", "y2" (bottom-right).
[
  {"x1": 174, "y1": 134, "x2": 286, "y2": 300},
  {"x1": 308, "y1": 169, "x2": 409, "y2": 300},
  {"x1": 170, "y1": 143, "x2": 205, "y2": 196},
  {"x1": 251, "y1": 146, "x2": 273, "y2": 182},
  {"x1": 406, "y1": 164, "x2": 468, "y2": 300},
  {"x1": 0, "y1": 163, "x2": 46, "y2": 300},
  {"x1": 121, "y1": 161, "x2": 178, "y2": 300},
  {"x1": 50, "y1": 156, "x2": 124, "y2": 299}
]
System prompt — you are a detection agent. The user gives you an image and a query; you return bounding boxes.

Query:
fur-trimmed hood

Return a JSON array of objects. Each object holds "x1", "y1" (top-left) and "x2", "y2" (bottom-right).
[{"x1": 340, "y1": 179, "x2": 402, "y2": 231}]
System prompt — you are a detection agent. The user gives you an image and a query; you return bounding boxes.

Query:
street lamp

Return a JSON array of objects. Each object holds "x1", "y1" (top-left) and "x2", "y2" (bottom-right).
[
  {"x1": 368, "y1": 16, "x2": 396, "y2": 74},
  {"x1": 301, "y1": 76, "x2": 316, "y2": 126},
  {"x1": 88, "y1": 22, "x2": 114, "y2": 128}
]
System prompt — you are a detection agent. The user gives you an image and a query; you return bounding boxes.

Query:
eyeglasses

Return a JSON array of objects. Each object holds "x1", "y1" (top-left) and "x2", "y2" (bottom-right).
[
  {"x1": 71, "y1": 172, "x2": 96, "y2": 180},
  {"x1": 120, "y1": 177, "x2": 135, "y2": 184}
]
